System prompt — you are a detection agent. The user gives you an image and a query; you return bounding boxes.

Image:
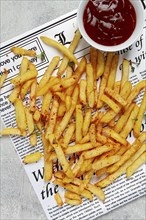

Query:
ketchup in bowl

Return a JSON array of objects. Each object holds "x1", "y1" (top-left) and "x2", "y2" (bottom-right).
[{"x1": 83, "y1": 0, "x2": 136, "y2": 46}]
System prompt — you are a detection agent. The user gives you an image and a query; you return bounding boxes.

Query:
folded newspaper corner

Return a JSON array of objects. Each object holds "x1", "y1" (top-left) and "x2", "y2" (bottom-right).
[{"x1": 0, "y1": 8, "x2": 146, "y2": 220}]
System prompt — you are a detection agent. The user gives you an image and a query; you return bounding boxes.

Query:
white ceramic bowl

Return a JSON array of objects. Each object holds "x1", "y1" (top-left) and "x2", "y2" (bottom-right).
[{"x1": 77, "y1": 0, "x2": 144, "y2": 52}]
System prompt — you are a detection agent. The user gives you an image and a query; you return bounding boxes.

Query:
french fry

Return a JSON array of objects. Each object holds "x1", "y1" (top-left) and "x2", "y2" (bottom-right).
[
  {"x1": 0, "y1": 69, "x2": 8, "y2": 88},
  {"x1": 58, "y1": 101, "x2": 66, "y2": 117},
  {"x1": 119, "y1": 104, "x2": 139, "y2": 138},
  {"x1": 57, "y1": 29, "x2": 81, "y2": 75},
  {"x1": 105, "y1": 87, "x2": 127, "y2": 106},
  {"x1": 79, "y1": 169, "x2": 94, "y2": 192},
  {"x1": 30, "y1": 79, "x2": 37, "y2": 112},
  {"x1": 54, "y1": 192, "x2": 63, "y2": 206},
  {"x1": 96, "y1": 168, "x2": 107, "y2": 177},
  {"x1": 55, "y1": 86, "x2": 79, "y2": 139},
  {"x1": 0, "y1": 128, "x2": 21, "y2": 136},
  {"x1": 41, "y1": 91, "x2": 52, "y2": 117},
  {"x1": 86, "y1": 63, "x2": 95, "y2": 108},
  {"x1": 10, "y1": 70, "x2": 38, "y2": 85},
  {"x1": 20, "y1": 78, "x2": 35, "y2": 99},
  {"x1": 65, "y1": 143, "x2": 95, "y2": 155},
  {"x1": 96, "y1": 50, "x2": 105, "y2": 80},
  {"x1": 11, "y1": 47, "x2": 36, "y2": 57},
  {"x1": 107, "y1": 134, "x2": 145, "y2": 174},
  {"x1": 37, "y1": 77, "x2": 60, "y2": 96},
  {"x1": 126, "y1": 150, "x2": 146, "y2": 178},
  {"x1": 66, "y1": 66, "x2": 73, "y2": 78},
  {"x1": 25, "y1": 107, "x2": 34, "y2": 134},
  {"x1": 97, "y1": 140, "x2": 146, "y2": 188},
  {"x1": 64, "y1": 191, "x2": 82, "y2": 202},
  {"x1": 89, "y1": 123, "x2": 96, "y2": 146},
  {"x1": 30, "y1": 133, "x2": 37, "y2": 146},
  {"x1": 103, "y1": 128, "x2": 128, "y2": 145},
  {"x1": 15, "y1": 98, "x2": 27, "y2": 134},
  {"x1": 86, "y1": 183, "x2": 105, "y2": 201},
  {"x1": 65, "y1": 198, "x2": 82, "y2": 206},
  {"x1": 82, "y1": 109, "x2": 92, "y2": 137},
  {"x1": 76, "y1": 105, "x2": 83, "y2": 143},
  {"x1": 79, "y1": 79, "x2": 87, "y2": 105},
  {"x1": 77, "y1": 158, "x2": 94, "y2": 177},
  {"x1": 133, "y1": 91, "x2": 146, "y2": 137},
  {"x1": 8, "y1": 86, "x2": 21, "y2": 103},
  {"x1": 23, "y1": 152, "x2": 42, "y2": 164},
  {"x1": 125, "y1": 80, "x2": 146, "y2": 110},
  {"x1": 65, "y1": 95, "x2": 72, "y2": 112},
  {"x1": 79, "y1": 133, "x2": 90, "y2": 144},
  {"x1": 114, "y1": 81, "x2": 121, "y2": 93},
  {"x1": 40, "y1": 36, "x2": 78, "y2": 64},
  {"x1": 83, "y1": 144, "x2": 113, "y2": 160},
  {"x1": 45, "y1": 97, "x2": 59, "y2": 138},
  {"x1": 114, "y1": 103, "x2": 135, "y2": 133},
  {"x1": 100, "y1": 94, "x2": 121, "y2": 113},
  {"x1": 97, "y1": 52, "x2": 114, "y2": 108},
  {"x1": 19, "y1": 57, "x2": 29, "y2": 75},
  {"x1": 38, "y1": 56, "x2": 60, "y2": 90},
  {"x1": 61, "y1": 123, "x2": 75, "y2": 148},
  {"x1": 92, "y1": 155, "x2": 121, "y2": 170},
  {"x1": 121, "y1": 59, "x2": 130, "y2": 90},
  {"x1": 107, "y1": 54, "x2": 119, "y2": 89},
  {"x1": 33, "y1": 109, "x2": 41, "y2": 122}
]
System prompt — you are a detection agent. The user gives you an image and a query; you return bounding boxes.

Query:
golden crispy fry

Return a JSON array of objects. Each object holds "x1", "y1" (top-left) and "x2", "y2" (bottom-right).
[
  {"x1": 45, "y1": 97, "x2": 59, "y2": 138},
  {"x1": 64, "y1": 191, "x2": 82, "y2": 201},
  {"x1": 30, "y1": 79, "x2": 37, "y2": 112},
  {"x1": 82, "y1": 109, "x2": 92, "y2": 137},
  {"x1": 89, "y1": 124, "x2": 96, "y2": 146},
  {"x1": 101, "y1": 94, "x2": 121, "y2": 113},
  {"x1": 38, "y1": 56, "x2": 60, "y2": 90},
  {"x1": 86, "y1": 63, "x2": 95, "y2": 108},
  {"x1": 86, "y1": 183, "x2": 105, "y2": 201},
  {"x1": 61, "y1": 123, "x2": 75, "y2": 148},
  {"x1": 54, "y1": 192, "x2": 63, "y2": 206},
  {"x1": 0, "y1": 69, "x2": 8, "y2": 88},
  {"x1": 83, "y1": 144, "x2": 113, "y2": 159},
  {"x1": 0, "y1": 128, "x2": 21, "y2": 136},
  {"x1": 97, "y1": 52, "x2": 114, "y2": 108},
  {"x1": 33, "y1": 109, "x2": 41, "y2": 122},
  {"x1": 41, "y1": 91, "x2": 52, "y2": 117},
  {"x1": 19, "y1": 57, "x2": 29, "y2": 75},
  {"x1": 107, "y1": 54, "x2": 119, "y2": 89},
  {"x1": 30, "y1": 133, "x2": 37, "y2": 146},
  {"x1": 96, "y1": 50, "x2": 105, "y2": 80},
  {"x1": 79, "y1": 133, "x2": 90, "y2": 144},
  {"x1": 92, "y1": 155, "x2": 121, "y2": 170},
  {"x1": 15, "y1": 98, "x2": 27, "y2": 134},
  {"x1": 8, "y1": 86, "x2": 21, "y2": 103},
  {"x1": 79, "y1": 169, "x2": 94, "y2": 192},
  {"x1": 103, "y1": 128, "x2": 128, "y2": 145},
  {"x1": 37, "y1": 77, "x2": 60, "y2": 96},
  {"x1": 133, "y1": 91, "x2": 146, "y2": 137},
  {"x1": 126, "y1": 150, "x2": 146, "y2": 178},
  {"x1": 10, "y1": 70, "x2": 38, "y2": 85},
  {"x1": 57, "y1": 29, "x2": 81, "y2": 75},
  {"x1": 65, "y1": 143, "x2": 95, "y2": 155},
  {"x1": 65, "y1": 95, "x2": 72, "y2": 112},
  {"x1": 77, "y1": 158, "x2": 94, "y2": 177},
  {"x1": 25, "y1": 107, "x2": 34, "y2": 134},
  {"x1": 120, "y1": 105, "x2": 139, "y2": 138},
  {"x1": 105, "y1": 87, "x2": 127, "y2": 106},
  {"x1": 114, "y1": 81, "x2": 121, "y2": 93},
  {"x1": 76, "y1": 105, "x2": 83, "y2": 143},
  {"x1": 65, "y1": 198, "x2": 82, "y2": 206},
  {"x1": 55, "y1": 86, "x2": 79, "y2": 139},
  {"x1": 11, "y1": 47, "x2": 36, "y2": 57},
  {"x1": 97, "y1": 141, "x2": 146, "y2": 188},
  {"x1": 40, "y1": 36, "x2": 78, "y2": 64},
  {"x1": 125, "y1": 80, "x2": 146, "y2": 110},
  {"x1": 23, "y1": 152, "x2": 42, "y2": 164},
  {"x1": 58, "y1": 101, "x2": 66, "y2": 117},
  {"x1": 107, "y1": 135, "x2": 144, "y2": 174},
  {"x1": 66, "y1": 66, "x2": 73, "y2": 78},
  {"x1": 20, "y1": 78, "x2": 35, "y2": 99},
  {"x1": 121, "y1": 59, "x2": 130, "y2": 90},
  {"x1": 114, "y1": 103, "x2": 135, "y2": 133},
  {"x1": 79, "y1": 79, "x2": 87, "y2": 105}
]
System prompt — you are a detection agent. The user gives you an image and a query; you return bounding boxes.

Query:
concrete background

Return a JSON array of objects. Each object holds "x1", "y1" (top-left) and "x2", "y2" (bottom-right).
[{"x1": 0, "y1": 0, "x2": 146, "y2": 219}]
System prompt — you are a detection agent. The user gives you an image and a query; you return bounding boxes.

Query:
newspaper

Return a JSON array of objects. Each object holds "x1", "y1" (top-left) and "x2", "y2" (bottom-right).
[{"x1": 0, "y1": 3, "x2": 146, "y2": 220}]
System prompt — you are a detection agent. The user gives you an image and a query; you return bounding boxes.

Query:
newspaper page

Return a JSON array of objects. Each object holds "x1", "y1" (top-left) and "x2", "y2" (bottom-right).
[{"x1": 0, "y1": 3, "x2": 146, "y2": 220}]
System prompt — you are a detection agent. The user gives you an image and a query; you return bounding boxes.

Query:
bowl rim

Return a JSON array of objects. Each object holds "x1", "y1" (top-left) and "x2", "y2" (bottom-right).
[{"x1": 77, "y1": 0, "x2": 145, "y2": 52}]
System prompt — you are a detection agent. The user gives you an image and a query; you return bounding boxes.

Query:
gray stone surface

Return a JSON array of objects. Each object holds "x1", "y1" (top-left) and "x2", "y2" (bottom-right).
[{"x1": 0, "y1": 0, "x2": 146, "y2": 220}]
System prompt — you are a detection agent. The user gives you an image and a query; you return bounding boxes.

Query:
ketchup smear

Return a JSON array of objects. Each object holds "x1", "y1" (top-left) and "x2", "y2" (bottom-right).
[{"x1": 83, "y1": 0, "x2": 136, "y2": 46}]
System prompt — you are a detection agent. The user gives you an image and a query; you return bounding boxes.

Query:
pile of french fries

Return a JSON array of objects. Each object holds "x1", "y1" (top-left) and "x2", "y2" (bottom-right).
[{"x1": 0, "y1": 29, "x2": 146, "y2": 207}]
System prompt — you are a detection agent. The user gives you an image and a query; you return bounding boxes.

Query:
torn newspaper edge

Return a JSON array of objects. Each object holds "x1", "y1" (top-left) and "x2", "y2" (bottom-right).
[{"x1": 0, "y1": 6, "x2": 146, "y2": 220}]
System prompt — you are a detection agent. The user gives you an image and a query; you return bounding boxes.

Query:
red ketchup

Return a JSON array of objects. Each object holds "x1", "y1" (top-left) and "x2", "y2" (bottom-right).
[{"x1": 83, "y1": 0, "x2": 136, "y2": 46}]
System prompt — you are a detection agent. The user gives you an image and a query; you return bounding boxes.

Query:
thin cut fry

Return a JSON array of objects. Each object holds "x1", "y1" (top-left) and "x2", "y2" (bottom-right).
[
  {"x1": 0, "y1": 128, "x2": 21, "y2": 136},
  {"x1": 11, "y1": 47, "x2": 36, "y2": 57},
  {"x1": 121, "y1": 59, "x2": 130, "y2": 90},
  {"x1": 0, "y1": 69, "x2": 8, "y2": 88},
  {"x1": 23, "y1": 152, "x2": 42, "y2": 164},
  {"x1": 107, "y1": 54, "x2": 119, "y2": 89},
  {"x1": 76, "y1": 105, "x2": 83, "y2": 143},
  {"x1": 54, "y1": 192, "x2": 63, "y2": 206}
]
